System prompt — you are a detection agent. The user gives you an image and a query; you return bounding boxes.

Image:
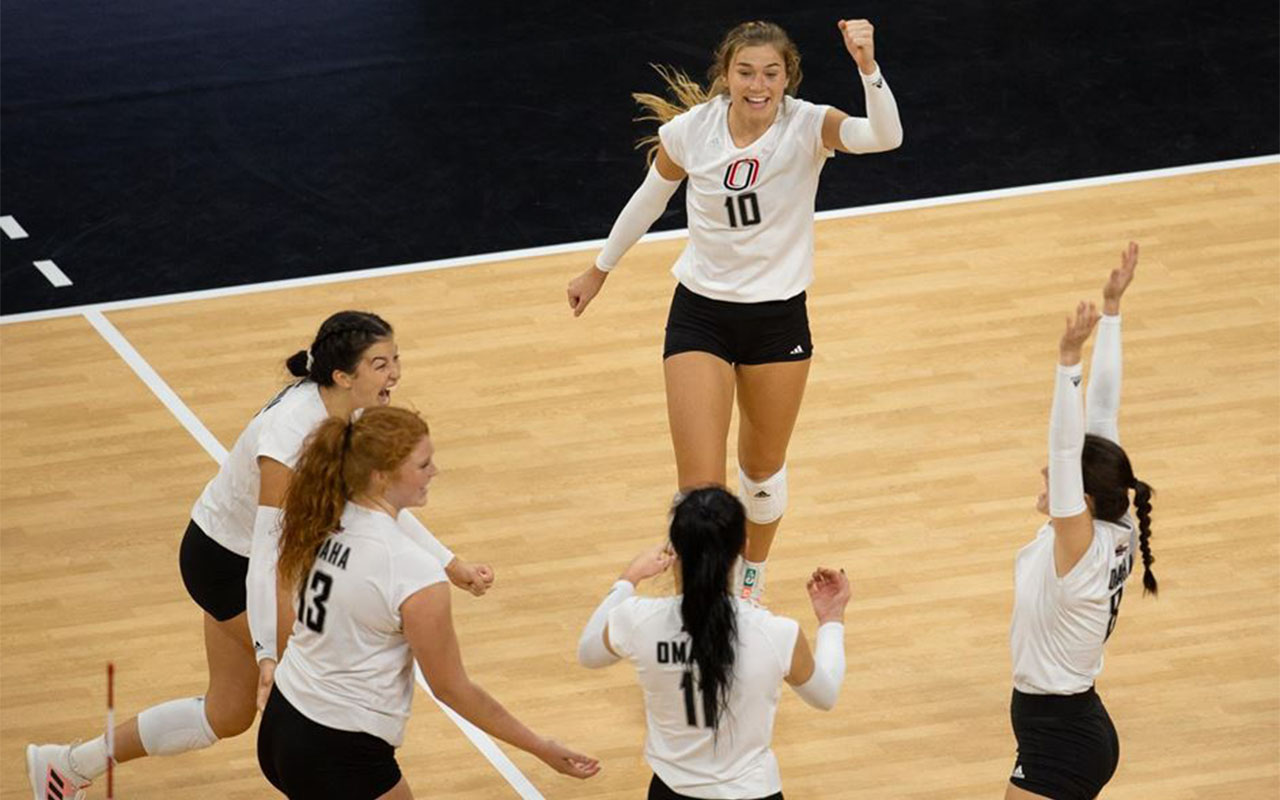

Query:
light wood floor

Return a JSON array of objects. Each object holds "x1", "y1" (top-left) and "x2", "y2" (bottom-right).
[{"x1": 2, "y1": 165, "x2": 1277, "y2": 799}]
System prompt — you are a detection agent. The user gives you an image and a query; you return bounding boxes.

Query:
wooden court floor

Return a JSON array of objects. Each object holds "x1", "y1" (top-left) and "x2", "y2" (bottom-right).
[{"x1": 2, "y1": 165, "x2": 1277, "y2": 798}]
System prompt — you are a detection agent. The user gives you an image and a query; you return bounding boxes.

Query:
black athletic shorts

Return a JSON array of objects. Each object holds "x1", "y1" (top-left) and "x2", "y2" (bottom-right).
[
  {"x1": 179, "y1": 519, "x2": 249, "y2": 621},
  {"x1": 258, "y1": 685, "x2": 402, "y2": 800},
  {"x1": 1009, "y1": 686, "x2": 1119, "y2": 799},
  {"x1": 648, "y1": 774, "x2": 783, "y2": 800},
  {"x1": 663, "y1": 283, "x2": 812, "y2": 366}
]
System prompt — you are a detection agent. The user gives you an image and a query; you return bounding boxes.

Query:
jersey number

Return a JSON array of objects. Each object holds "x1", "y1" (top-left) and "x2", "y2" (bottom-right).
[
  {"x1": 679, "y1": 672, "x2": 704, "y2": 728},
  {"x1": 724, "y1": 192, "x2": 761, "y2": 228},
  {"x1": 1105, "y1": 584, "x2": 1124, "y2": 642},
  {"x1": 299, "y1": 570, "x2": 334, "y2": 634}
]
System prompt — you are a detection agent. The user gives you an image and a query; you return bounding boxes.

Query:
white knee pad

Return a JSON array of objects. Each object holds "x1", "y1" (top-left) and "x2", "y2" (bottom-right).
[
  {"x1": 738, "y1": 464, "x2": 788, "y2": 524},
  {"x1": 137, "y1": 697, "x2": 218, "y2": 756}
]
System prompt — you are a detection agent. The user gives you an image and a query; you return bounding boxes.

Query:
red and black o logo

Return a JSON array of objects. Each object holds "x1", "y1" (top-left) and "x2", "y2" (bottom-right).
[{"x1": 723, "y1": 158, "x2": 760, "y2": 191}]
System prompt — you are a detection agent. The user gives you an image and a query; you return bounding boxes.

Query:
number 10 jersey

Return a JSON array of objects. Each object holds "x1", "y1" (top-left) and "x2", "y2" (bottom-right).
[{"x1": 659, "y1": 94, "x2": 833, "y2": 304}]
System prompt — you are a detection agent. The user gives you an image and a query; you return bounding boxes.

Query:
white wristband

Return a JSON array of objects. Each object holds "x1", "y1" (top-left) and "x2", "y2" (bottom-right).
[
  {"x1": 577, "y1": 580, "x2": 635, "y2": 668},
  {"x1": 246, "y1": 505, "x2": 284, "y2": 664},
  {"x1": 595, "y1": 165, "x2": 681, "y2": 271},
  {"x1": 792, "y1": 622, "x2": 846, "y2": 710}
]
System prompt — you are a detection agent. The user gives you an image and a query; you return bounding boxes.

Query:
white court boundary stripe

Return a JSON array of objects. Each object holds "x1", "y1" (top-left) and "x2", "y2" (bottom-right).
[
  {"x1": 1, "y1": 215, "x2": 29, "y2": 239},
  {"x1": 34, "y1": 260, "x2": 73, "y2": 288},
  {"x1": 413, "y1": 664, "x2": 546, "y2": 799},
  {"x1": 81, "y1": 310, "x2": 543, "y2": 797},
  {"x1": 84, "y1": 311, "x2": 229, "y2": 464},
  {"x1": 3, "y1": 154, "x2": 1276, "y2": 327}
]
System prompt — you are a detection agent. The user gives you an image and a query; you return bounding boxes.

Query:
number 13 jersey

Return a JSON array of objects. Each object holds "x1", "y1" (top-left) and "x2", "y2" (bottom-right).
[
  {"x1": 659, "y1": 95, "x2": 833, "y2": 304},
  {"x1": 275, "y1": 504, "x2": 447, "y2": 747},
  {"x1": 608, "y1": 595, "x2": 800, "y2": 799}
]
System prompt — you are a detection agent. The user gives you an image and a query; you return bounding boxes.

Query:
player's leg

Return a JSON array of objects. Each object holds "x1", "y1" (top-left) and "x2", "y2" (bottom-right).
[
  {"x1": 664, "y1": 351, "x2": 735, "y2": 489},
  {"x1": 734, "y1": 358, "x2": 810, "y2": 599},
  {"x1": 1004, "y1": 784, "x2": 1052, "y2": 799}
]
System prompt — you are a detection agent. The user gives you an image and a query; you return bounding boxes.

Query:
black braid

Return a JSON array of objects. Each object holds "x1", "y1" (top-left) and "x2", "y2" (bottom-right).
[
  {"x1": 1133, "y1": 479, "x2": 1158, "y2": 596},
  {"x1": 285, "y1": 311, "x2": 393, "y2": 385}
]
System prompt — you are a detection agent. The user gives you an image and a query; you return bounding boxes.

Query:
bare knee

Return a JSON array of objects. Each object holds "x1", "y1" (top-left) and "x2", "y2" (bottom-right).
[{"x1": 203, "y1": 686, "x2": 257, "y2": 738}]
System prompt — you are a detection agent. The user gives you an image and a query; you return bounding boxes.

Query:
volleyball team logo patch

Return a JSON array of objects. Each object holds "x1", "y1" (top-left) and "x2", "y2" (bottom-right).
[{"x1": 723, "y1": 158, "x2": 760, "y2": 191}]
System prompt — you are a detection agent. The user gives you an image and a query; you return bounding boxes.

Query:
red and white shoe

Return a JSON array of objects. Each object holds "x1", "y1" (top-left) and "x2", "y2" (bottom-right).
[{"x1": 26, "y1": 744, "x2": 90, "y2": 800}]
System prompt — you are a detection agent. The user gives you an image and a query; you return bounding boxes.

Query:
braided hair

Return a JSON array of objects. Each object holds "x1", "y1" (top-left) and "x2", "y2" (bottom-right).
[
  {"x1": 285, "y1": 311, "x2": 394, "y2": 386},
  {"x1": 1082, "y1": 434, "x2": 1159, "y2": 596}
]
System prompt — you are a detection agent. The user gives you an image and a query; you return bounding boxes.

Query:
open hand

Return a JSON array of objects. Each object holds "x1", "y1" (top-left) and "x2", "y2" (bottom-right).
[
  {"x1": 1059, "y1": 301, "x2": 1100, "y2": 365},
  {"x1": 1102, "y1": 241, "x2": 1139, "y2": 314},
  {"x1": 806, "y1": 567, "x2": 851, "y2": 624}
]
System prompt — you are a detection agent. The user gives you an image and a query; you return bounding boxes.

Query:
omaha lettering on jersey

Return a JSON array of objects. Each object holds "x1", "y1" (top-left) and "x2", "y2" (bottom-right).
[{"x1": 315, "y1": 539, "x2": 351, "y2": 571}]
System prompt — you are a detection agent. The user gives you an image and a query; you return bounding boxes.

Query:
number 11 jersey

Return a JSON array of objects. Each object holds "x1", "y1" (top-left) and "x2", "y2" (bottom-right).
[
  {"x1": 608, "y1": 595, "x2": 800, "y2": 799},
  {"x1": 659, "y1": 94, "x2": 833, "y2": 304}
]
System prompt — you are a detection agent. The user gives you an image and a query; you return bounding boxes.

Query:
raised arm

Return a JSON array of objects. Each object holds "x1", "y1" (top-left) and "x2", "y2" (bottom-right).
[
  {"x1": 577, "y1": 542, "x2": 673, "y2": 668},
  {"x1": 1050, "y1": 302, "x2": 1101, "y2": 575},
  {"x1": 785, "y1": 567, "x2": 850, "y2": 710},
  {"x1": 406, "y1": 584, "x2": 599, "y2": 779},
  {"x1": 1086, "y1": 242, "x2": 1139, "y2": 444},
  {"x1": 821, "y1": 20, "x2": 903, "y2": 154},
  {"x1": 566, "y1": 146, "x2": 685, "y2": 317}
]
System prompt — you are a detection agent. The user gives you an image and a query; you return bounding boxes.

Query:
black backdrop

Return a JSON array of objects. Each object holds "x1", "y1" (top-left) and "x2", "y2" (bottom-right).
[{"x1": 2, "y1": 0, "x2": 1277, "y2": 314}]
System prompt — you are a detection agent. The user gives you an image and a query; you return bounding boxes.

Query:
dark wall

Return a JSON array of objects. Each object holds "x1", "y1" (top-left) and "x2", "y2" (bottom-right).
[{"x1": 2, "y1": 0, "x2": 1277, "y2": 314}]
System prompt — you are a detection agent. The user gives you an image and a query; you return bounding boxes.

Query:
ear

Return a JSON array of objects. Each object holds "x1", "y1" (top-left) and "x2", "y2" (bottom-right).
[{"x1": 331, "y1": 369, "x2": 355, "y2": 390}]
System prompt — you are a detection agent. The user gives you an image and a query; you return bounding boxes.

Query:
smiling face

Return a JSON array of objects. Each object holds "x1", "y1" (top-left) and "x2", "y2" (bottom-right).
[
  {"x1": 337, "y1": 337, "x2": 400, "y2": 409},
  {"x1": 726, "y1": 44, "x2": 787, "y2": 124},
  {"x1": 382, "y1": 435, "x2": 437, "y2": 511}
]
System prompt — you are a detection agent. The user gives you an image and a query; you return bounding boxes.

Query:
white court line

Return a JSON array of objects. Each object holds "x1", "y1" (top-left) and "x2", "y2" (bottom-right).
[
  {"x1": 33, "y1": 260, "x2": 73, "y2": 288},
  {"x1": 413, "y1": 664, "x2": 546, "y2": 799},
  {"x1": 83, "y1": 311, "x2": 229, "y2": 464},
  {"x1": 1, "y1": 153, "x2": 1275, "y2": 327},
  {"x1": 81, "y1": 310, "x2": 542, "y2": 797},
  {"x1": 1, "y1": 215, "x2": 29, "y2": 239}
]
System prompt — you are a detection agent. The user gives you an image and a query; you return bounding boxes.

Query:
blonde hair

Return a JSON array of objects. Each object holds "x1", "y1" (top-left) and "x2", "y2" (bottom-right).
[
  {"x1": 278, "y1": 406, "x2": 429, "y2": 592},
  {"x1": 633, "y1": 20, "x2": 803, "y2": 164}
]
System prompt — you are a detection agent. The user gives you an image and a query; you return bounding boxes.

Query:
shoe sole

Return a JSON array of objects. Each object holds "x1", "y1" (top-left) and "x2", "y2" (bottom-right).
[{"x1": 25, "y1": 744, "x2": 40, "y2": 800}]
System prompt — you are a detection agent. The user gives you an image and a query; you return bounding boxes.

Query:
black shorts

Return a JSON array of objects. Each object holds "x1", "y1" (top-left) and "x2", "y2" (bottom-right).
[
  {"x1": 179, "y1": 519, "x2": 249, "y2": 621},
  {"x1": 648, "y1": 774, "x2": 783, "y2": 800},
  {"x1": 258, "y1": 685, "x2": 401, "y2": 800},
  {"x1": 1009, "y1": 686, "x2": 1119, "y2": 800},
  {"x1": 663, "y1": 283, "x2": 812, "y2": 366}
]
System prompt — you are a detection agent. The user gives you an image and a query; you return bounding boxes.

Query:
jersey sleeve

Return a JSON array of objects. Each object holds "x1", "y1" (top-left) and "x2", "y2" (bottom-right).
[
  {"x1": 256, "y1": 405, "x2": 320, "y2": 469},
  {"x1": 1056, "y1": 526, "x2": 1111, "y2": 601},
  {"x1": 606, "y1": 596, "x2": 641, "y2": 658},
  {"x1": 765, "y1": 614, "x2": 802, "y2": 677},
  {"x1": 800, "y1": 99, "x2": 835, "y2": 160},
  {"x1": 657, "y1": 110, "x2": 691, "y2": 170},
  {"x1": 384, "y1": 534, "x2": 449, "y2": 615}
]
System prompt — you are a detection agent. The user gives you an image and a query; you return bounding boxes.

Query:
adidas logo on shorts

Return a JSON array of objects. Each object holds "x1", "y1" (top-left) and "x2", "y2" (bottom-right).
[
  {"x1": 1011, "y1": 764, "x2": 1025, "y2": 779},
  {"x1": 789, "y1": 345, "x2": 804, "y2": 355}
]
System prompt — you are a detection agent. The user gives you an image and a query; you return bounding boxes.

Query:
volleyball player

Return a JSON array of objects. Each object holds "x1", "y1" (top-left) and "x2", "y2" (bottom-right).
[
  {"x1": 27, "y1": 311, "x2": 494, "y2": 799},
  {"x1": 258, "y1": 406, "x2": 598, "y2": 797},
  {"x1": 577, "y1": 486, "x2": 849, "y2": 799},
  {"x1": 566, "y1": 19, "x2": 902, "y2": 601},
  {"x1": 1007, "y1": 243, "x2": 1159, "y2": 799}
]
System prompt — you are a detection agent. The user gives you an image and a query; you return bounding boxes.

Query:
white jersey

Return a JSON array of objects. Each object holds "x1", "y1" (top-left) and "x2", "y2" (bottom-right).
[
  {"x1": 659, "y1": 95, "x2": 832, "y2": 304},
  {"x1": 608, "y1": 595, "x2": 800, "y2": 799},
  {"x1": 191, "y1": 381, "x2": 328, "y2": 556},
  {"x1": 276, "y1": 503, "x2": 446, "y2": 746},
  {"x1": 1011, "y1": 516, "x2": 1138, "y2": 695}
]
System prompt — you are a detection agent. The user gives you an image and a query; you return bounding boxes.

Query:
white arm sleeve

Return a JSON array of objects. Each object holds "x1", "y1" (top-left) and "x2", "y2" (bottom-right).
[
  {"x1": 791, "y1": 622, "x2": 846, "y2": 710},
  {"x1": 1049, "y1": 363, "x2": 1088, "y2": 518},
  {"x1": 396, "y1": 509, "x2": 455, "y2": 568},
  {"x1": 577, "y1": 580, "x2": 635, "y2": 668},
  {"x1": 247, "y1": 505, "x2": 284, "y2": 664},
  {"x1": 1085, "y1": 314, "x2": 1122, "y2": 445},
  {"x1": 838, "y1": 68, "x2": 904, "y2": 154},
  {"x1": 594, "y1": 165, "x2": 682, "y2": 271}
]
